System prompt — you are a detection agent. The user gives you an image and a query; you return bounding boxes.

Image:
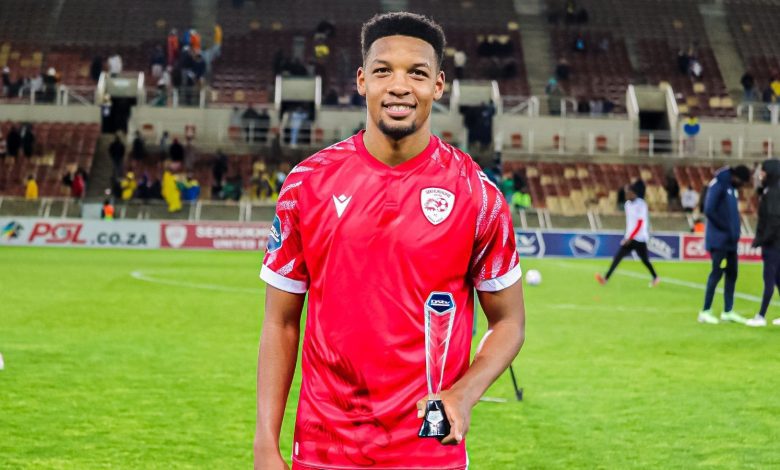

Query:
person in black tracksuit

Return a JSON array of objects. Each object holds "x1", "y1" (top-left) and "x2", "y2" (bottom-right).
[{"x1": 746, "y1": 159, "x2": 780, "y2": 327}]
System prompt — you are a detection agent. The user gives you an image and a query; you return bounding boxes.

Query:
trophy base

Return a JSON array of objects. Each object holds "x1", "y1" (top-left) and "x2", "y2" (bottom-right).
[{"x1": 418, "y1": 399, "x2": 450, "y2": 439}]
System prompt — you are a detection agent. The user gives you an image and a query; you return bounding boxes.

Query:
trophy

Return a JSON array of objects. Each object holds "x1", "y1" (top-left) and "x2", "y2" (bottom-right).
[{"x1": 418, "y1": 292, "x2": 456, "y2": 439}]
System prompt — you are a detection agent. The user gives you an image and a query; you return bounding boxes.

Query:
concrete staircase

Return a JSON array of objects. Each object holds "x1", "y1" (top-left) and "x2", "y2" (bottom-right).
[
  {"x1": 191, "y1": 0, "x2": 219, "y2": 45},
  {"x1": 85, "y1": 135, "x2": 118, "y2": 199},
  {"x1": 700, "y1": 2, "x2": 745, "y2": 99},
  {"x1": 517, "y1": 14, "x2": 554, "y2": 111},
  {"x1": 381, "y1": 0, "x2": 409, "y2": 12}
]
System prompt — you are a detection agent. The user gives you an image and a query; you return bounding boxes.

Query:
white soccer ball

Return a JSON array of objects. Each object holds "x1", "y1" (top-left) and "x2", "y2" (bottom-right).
[{"x1": 525, "y1": 269, "x2": 542, "y2": 286}]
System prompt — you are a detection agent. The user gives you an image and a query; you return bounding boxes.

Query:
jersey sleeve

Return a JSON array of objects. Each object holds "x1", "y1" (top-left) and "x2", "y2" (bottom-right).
[
  {"x1": 470, "y1": 171, "x2": 522, "y2": 291},
  {"x1": 260, "y1": 172, "x2": 309, "y2": 294}
]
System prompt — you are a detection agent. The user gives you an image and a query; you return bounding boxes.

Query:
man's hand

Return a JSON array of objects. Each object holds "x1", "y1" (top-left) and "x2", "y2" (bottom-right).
[
  {"x1": 416, "y1": 388, "x2": 473, "y2": 446},
  {"x1": 621, "y1": 238, "x2": 630, "y2": 246},
  {"x1": 253, "y1": 440, "x2": 290, "y2": 470}
]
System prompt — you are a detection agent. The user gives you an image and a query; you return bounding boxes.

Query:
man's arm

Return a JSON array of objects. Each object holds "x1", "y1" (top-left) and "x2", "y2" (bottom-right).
[
  {"x1": 422, "y1": 280, "x2": 525, "y2": 445},
  {"x1": 254, "y1": 285, "x2": 306, "y2": 469},
  {"x1": 703, "y1": 182, "x2": 728, "y2": 231}
]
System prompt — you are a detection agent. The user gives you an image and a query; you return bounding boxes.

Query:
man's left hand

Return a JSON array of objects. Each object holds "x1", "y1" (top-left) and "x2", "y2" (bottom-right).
[{"x1": 416, "y1": 389, "x2": 472, "y2": 445}]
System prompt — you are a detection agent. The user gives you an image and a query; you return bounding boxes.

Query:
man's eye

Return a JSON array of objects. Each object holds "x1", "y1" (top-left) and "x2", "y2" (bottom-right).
[{"x1": 374, "y1": 68, "x2": 390, "y2": 74}]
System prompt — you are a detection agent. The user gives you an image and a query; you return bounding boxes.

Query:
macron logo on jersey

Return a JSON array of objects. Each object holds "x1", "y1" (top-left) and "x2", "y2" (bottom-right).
[{"x1": 332, "y1": 194, "x2": 352, "y2": 218}]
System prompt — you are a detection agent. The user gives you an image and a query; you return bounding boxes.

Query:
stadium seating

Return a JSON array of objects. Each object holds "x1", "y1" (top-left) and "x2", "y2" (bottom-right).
[
  {"x1": 726, "y1": 0, "x2": 780, "y2": 93},
  {"x1": 0, "y1": 121, "x2": 100, "y2": 197},
  {"x1": 546, "y1": 0, "x2": 734, "y2": 117},
  {"x1": 504, "y1": 160, "x2": 757, "y2": 215}
]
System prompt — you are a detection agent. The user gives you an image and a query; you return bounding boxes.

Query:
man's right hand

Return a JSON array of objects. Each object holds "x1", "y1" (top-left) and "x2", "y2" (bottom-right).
[{"x1": 253, "y1": 442, "x2": 290, "y2": 470}]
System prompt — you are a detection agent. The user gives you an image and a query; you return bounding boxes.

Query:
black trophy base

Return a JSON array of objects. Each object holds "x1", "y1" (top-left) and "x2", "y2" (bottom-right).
[{"x1": 418, "y1": 399, "x2": 450, "y2": 440}]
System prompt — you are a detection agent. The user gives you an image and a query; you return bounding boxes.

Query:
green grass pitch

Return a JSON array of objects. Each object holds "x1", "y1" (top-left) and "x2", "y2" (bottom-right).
[{"x1": 1, "y1": 246, "x2": 779, "y2": 469}]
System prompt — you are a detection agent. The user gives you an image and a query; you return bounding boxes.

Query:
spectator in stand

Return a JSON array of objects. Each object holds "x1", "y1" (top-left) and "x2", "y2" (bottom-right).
[
  {"x1": 555, "y1": 57, "x2": 570, "y2": 81},
  {"x1": 572, "y1": 33, "x2": 586, "y2": 53},
  {"x1": 681, "y1": 185, "x2": 700, "y2": 212},
  {"x1": 90, "y1": 55, "x2": 104, "y2": 82},
  {"x1": 25, "y1": 175, "x2": 38, "y2": 200},
  {"x1": 500, "y1": 171, "x2": 514, "y2": 202},
  {"x1": 150, "y1": 45, "x2": 166, "y2": 79},
  {"x1": 289, "y1": 106, "x2": 309, "y2": 146},
  {"x1": 6, "y1": 125, "x2": 21, "y2": 159},
  {"x1": 275, "y1": 162, "x2": 289, "y2": 190},
  {"x1": 108, "y1": 53, "x2": 123, "y2": 77},
  {"x1": 689, "y1": 58, "x2": 703, "y2": 80},
  {"x1": 109, "y1": 134, "x2": 125, "y2": 178},
  {"x1": 192, "y1": 53, "x2": 206, "y2": 83},
  {"x1": 212, "y1": 151, "x2": 228, "y2": 198},
  {"x1": 0, "y1": 135, "x2": 6, "y2": 160},
  {"x1": 771, "y1": 75, "x2": 780, "y2": 101},
  {"x1": 692, "y1": 217, "x2": 705, "y2": 233},
  {"x1": 190, "y1": 29, "x2": 202, "y2": 53},
  {"x1": 677, "y1": 49, "x2": 690, "y2": 75},
  {"x1": 101, "y1": 199, "x2": 115, "y2": 220},
  {"x1": 159, "y1": 131, "x2": 170, "y2": 157},
  {"x1": 169, "y1": 138, "x2": 184, "y2": 163},
  {"x1": 20, "y1": 124, "x2": 35, "y2": 158},
  {"x1": 2, "y1": 66, "x2": 10, "y2": 96},
  {"x1": 741, "y1": 71, "x2": 756, "y2": 102},
  {"x1": 665, "y1": 174, "x2": 680, "y2": 211},
  {"x1": 511, "y1": 187, "x2": 532, "y2": 213},
  {"x1": 71, "y1": 170, "x2": 85, "y2": 198},
  {"x1": 131, "y1": 131, "x2": 145, "y2": 164},
  {"x1": 213, "y1": 23, "x2": 223, "y2": 53},
  {"x1": 28, "y1": 73, "x2": 43, "y2": 98},
  {"x1": 454, "y1": 49, "x2": 466, "y2": 80},
  {"x1": 222, "y1": 174, "x2": 242, "y2": 201},
  {"x1": 682, "y1": 115, "x2": 700, "y2": 154},
  {"x1": 162, "y1": 166, "x2": 182, "y2": 212},
  {"x1": 167, "y1": 29, "x2": 180, "y2": 66},
  {"x1": 180, "y1": 174, "x2": 201, "y2": 202},
  {"x1": 43, "y1": 67, "x2": 57, "y2": 103},
  {"x1": 120, "y1": 171, "x2": 137, "y2": 201}
]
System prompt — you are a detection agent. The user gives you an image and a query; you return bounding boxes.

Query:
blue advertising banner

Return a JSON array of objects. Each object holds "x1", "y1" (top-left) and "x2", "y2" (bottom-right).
[{"x1": 515, "y1": 230, "x2": 681, "y2": 260}]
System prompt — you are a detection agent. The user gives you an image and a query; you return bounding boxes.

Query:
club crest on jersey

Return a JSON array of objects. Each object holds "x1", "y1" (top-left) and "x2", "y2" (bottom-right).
[
  {"x1": 420, "y1": 188, "x2": 455, "y2": 225},
  {"x1": 425, "y1": 292, "x2": 456, "y2": 316}
]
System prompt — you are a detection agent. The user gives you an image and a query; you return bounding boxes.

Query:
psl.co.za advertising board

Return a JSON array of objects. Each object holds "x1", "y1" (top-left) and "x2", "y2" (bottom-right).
[
  {"x1": 0, "y1": 218, "x2": 160, "y2": 248},
  {"x1": 1, "y1": 218, "x2": 759, "y2": 260}
]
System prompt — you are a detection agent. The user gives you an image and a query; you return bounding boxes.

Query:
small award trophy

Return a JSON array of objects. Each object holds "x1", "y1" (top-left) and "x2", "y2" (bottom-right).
[{"x1": 418, "y1": 292, "x2": 456, "y2": 440}]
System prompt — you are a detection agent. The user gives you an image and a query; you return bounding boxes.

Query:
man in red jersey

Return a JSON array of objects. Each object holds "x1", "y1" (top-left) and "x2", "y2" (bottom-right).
[{"x1": 255, "y1": 12, "x2": 526, "y2": 470}]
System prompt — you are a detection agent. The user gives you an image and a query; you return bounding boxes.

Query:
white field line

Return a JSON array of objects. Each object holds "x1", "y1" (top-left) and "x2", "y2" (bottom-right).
[
  {"x1": 551, "y1": 261, "x2": 778, "y2": 306},
  {"x1": 130, "y1": 270, "x2": 260, "y2": 295}
]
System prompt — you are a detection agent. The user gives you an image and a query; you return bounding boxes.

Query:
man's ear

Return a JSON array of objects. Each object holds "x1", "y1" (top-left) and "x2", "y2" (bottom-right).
[
  {"x1": 433, "y1": 70, "x2": 445, "y2": 101},
  {"x1": 356, "y1": 67, "x2": 367, "y2": 96}
]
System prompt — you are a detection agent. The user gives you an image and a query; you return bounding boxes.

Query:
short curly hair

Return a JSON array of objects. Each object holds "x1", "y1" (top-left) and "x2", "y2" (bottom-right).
[{"x1": 361, "y1": 12, "x2": 446, "y2": 69}]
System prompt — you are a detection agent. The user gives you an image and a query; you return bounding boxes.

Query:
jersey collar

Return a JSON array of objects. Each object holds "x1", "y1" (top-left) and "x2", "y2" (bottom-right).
[{"x1": 354, "y1": 129, "x2": 438, "y2": 173}]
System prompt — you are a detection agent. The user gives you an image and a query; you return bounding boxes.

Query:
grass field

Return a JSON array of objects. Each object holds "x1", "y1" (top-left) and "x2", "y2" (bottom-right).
[{"x1": 1, "y1": 246, "x2": 779, "y2": 469}]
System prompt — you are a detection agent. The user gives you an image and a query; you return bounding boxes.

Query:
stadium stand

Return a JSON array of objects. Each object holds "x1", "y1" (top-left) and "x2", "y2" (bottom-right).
[{"x1": 0, "y1": 0, "x2": 769, "y2": 230}]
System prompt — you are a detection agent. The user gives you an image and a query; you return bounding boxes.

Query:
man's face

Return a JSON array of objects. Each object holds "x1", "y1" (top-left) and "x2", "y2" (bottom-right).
[{"x1": 357, "y1": 35, "x2": 445, "y2": 141}]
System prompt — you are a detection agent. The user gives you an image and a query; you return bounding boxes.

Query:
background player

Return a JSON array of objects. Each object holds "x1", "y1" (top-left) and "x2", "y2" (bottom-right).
[
  {"x1": 254, "y1": 12, "x2": 526, "y2": 470},
  {"x1": 596, "y1": 181, "x2": 660, "y2": 287}
]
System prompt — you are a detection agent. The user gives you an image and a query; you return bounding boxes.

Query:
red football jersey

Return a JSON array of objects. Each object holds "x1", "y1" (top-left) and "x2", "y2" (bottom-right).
[{"x1": 261, "y1": 131, "x2": 521, "y2": 469}]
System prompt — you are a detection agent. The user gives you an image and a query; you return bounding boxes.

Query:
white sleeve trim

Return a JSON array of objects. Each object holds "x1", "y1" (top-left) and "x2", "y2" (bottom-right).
[
  {"x1": 475, "y1": 264, "x2": 522, "y2": 292},
  {"x1": 260, "y1": 265, "x2": 308, "y2": 294}
]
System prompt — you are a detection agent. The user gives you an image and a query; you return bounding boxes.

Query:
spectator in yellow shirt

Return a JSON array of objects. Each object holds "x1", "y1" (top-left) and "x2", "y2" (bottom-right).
[{"x1": 25, "y1": 175, "x2": 38, "y2": 200}]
